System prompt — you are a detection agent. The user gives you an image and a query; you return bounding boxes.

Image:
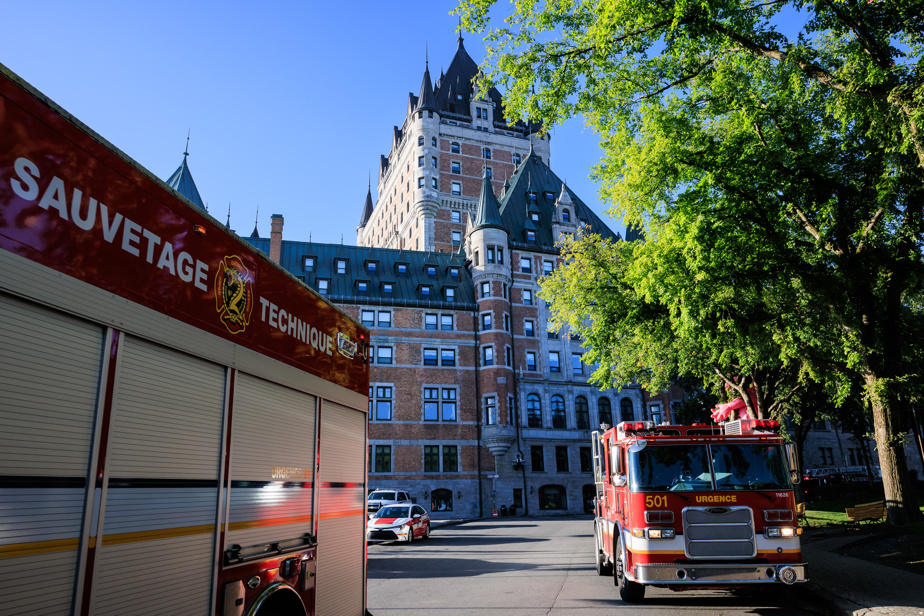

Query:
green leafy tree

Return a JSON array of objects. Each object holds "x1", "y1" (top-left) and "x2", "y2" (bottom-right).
[{"x1": 459, "y1": 0, "x2": 924, "y2": 523}]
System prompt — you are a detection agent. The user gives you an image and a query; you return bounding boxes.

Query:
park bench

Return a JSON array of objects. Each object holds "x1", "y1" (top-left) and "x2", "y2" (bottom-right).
[{"x1": 845, "y1": 500, "x2": 886, "y2": 525}]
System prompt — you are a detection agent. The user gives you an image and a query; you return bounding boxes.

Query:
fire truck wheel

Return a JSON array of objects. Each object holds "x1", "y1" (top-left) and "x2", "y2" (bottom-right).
[
  {"x1": 614, "y1": 537, "x2": 645, "y2": 603},
  {"x1": 594, "y1": 524, "x2": 612, "y2": 576}
]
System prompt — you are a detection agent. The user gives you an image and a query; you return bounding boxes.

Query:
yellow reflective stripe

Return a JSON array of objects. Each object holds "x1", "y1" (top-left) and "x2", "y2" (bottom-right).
[
  {"x1": 319, "y1": 508, "x2": 365, "y2": 520},
  {"x1": 100, "y1": 524, "x2": 215, "y2": 546},
  {"x1": 0, "y1": 537, "x2": 80, "y2": 559},
  {"x1": 227, "y1": 515, "x2": 313, "y2": 532}
]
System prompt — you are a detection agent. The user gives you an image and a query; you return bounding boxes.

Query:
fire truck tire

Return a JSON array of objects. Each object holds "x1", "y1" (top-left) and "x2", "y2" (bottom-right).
[
  {"x1": 594, "y1": 524, "x2": 612, "y2": 576},
  {"x1": 614, "y1": 537, "x2": 645, "y2": 603}
]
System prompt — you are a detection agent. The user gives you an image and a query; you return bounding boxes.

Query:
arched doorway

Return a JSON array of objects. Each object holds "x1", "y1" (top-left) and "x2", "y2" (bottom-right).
[{"x1": 538, "y1": 484, "x2": 567, "y2": 510}]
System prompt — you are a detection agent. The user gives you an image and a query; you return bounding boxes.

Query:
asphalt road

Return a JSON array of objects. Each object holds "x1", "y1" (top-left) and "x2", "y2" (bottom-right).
[{"x1": 367, "y1": 516, "x2": 817, "y2": 616}]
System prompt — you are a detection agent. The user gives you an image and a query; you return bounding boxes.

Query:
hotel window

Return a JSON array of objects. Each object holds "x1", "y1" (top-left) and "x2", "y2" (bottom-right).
[
  {"x1": 418, "y1": 177, "x2": 424, "y2": 188},
  {"x1": 543, "y1": 260, "x2": 554, "y2": 276},
  {"x1": 549, "y1": 351, "x2": 561, "y2": 373},
  {"x1": 366, "y1": 261, "x2": 377, "y2": 274},
  {"x1": 527, "y1": 394, "x2": 542, "y2": 428},
  {"x1": 562, "y1": 209, "x2": 570, "y2": 222},
  {"x1": 522, "y1": 289, "x2": 533, "y2": 305},
  {"x1": 497, "y1": 248, "x2": 504, "y2": 264},
  {"x1": 575, "y1": 396, "x2": 590, "y2": 430},
  {"x1": 431, "y1": 156, "x2": 437, "y2": 168},
  {"x1": 382, "y1": 282, "x2": 393, "y2": 296},
  {"x1": 418, "y1": 136, "x2": 424, "y2": 146},
  {"x1": 505, "y1": 346, "x2": 512, "y2": 366},
  {"x1": 377, "y1": 346, "x2": 393, "y2": 364},
  {"x1": 482, "y1": 346, "x2": 494, "y2": 366},
  {"x1": 599, "y1": 397, "x2": 613, "y2": 426},
  {"x1": 485, "y1": 166, "x2": 492, "y2": 179},
  {"x1": 357, "y1": 281, "x2": 368, "y2": 295},
  {"x1": 420, "y1": 285, "x2": 431, "y2": 298},
  {"x1": 451, "y1": 161, "x2": 461, "y2": 174},
  {"x1": 424, "y1": 387, "x2": 457, "y2": 422},
  {"x1": 547, "y1": 320, "x2": 559, "y2": 338},
  {"x1": 442, "y1": 445, "x2": 459, "y2": 472},
  {"x1": 397, "y1": 263, "x2": 408, "y2": 277},
  {"x1": 572, "y1": 352, "x2": 583, "y2": 374},
  {"x1": 424, "y1": 445, "x2": 440, "y2": 471},
  {"x1": 336, "y1": 259, "x2": 347, "y2": 274},
  {"x1": 451, "y1": 211, "x2": 462, "y2": 223},
  {"x1": 418, "y1": 155, "x2": 424, "y2": 167},
  {"x1": 441, "y1": 388, "x2": 457, "y2": 421},
  {"x1": 451, "y1": 182, "x2": 462, "y2": 196},
  {"x1": 317, "y1": 279, "x2": 329, "y2": 295},
  {"x1": 513, "y1": 153, "x2": 521, "y2": 165},
  {"x1": 551, "y1": 395, "x2": 566, "y2": 428},
  {"x1": 531, "y1": 445, "x2": 544, "y2": 471},
  {"x1": 432, "y1": 177, "x2": 438, "y2": 189},
  {"x1": 440, "y1": 349, "x2": 456, "y2": 366},
  {"x1": 426, "y1": 265, "x2": 437, "y2": 278},
  {"x1": 481, "y1": 282, "x2": 490, "y2": 298},
  {"x1": 425, "y1": 313, "x2": 438, "y2": 330},
  {"x1": 482, "y1": 147, "x2": 492, "y2": 160},
  {"x1": 377, "y1": 311, "x2": 392, "y2": 327},
  {"x1": 451, "y1": 141, "x2": 460, "y2": 154},
  {"x1": 444, "y1": 287, "x2": 455, "y2": 302},
  {"x1": 373, "y1": 386, "x2": 393, "y2": 421},
  {"x1": 485, "y1": 395, "x2": 497, "y2": 425},
  {"x1": 303, "y1": 256, "x2": 315, "y2": 272},
  {"x1": 361, "y1": 310, "x2": 375, "y2": 327},
  {"x1": 524, "y1": 320, "x2": 535, "y2": 337},
  {"x1": 451, "y1": 230, "x2": 461, "y2": 248},
  {"x1": 520, "y1": 257, "x2": 532, "y2": 273},
  {"x1": 556, "y1": 446, "x2": 569, "y2": 472},
  {"x1": 432, "y1": 136, "x2": 437, "y2": 147},
  {"x1": 620, "y1": 398, "x2": 634, "y2": 423},
  {"x1": 440, "y1": 314, "x2": 453, "y2": 330},
  {"x1": 423, "y1": 348, "x2": 438, "y2": 366},
  {"x1": 580, "y1": 447, "x2": 592, "y2": 472},
  {"x1": 373, "y1": 445, "x2": 392, "y2": 473},
  {"x1": 526, "y1": 230, "x2": 536, "y2": 242},
  {"x1": 487, "y1": 247, "x2": 495, "y2": 263},
  {"x1": 504, "y1": 314, "x2": 510, "y2": 332},
  {"x1": 526, "y1": 351, "x2": 537, "y2": 371}
]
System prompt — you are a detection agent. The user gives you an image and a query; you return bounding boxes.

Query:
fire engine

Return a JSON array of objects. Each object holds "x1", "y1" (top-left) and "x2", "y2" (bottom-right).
[
  {"x1": 592, "y1": 420, "x2": 807, "y2": 602},
  {"x1": 0, "y1": 63, "x2": 369, "y2": 616}
]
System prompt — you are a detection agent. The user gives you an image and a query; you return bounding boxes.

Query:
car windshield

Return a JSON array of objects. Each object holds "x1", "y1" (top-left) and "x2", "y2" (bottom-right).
[
  {"x1": 377, "y1": 506, "x2": 410, "y2": 518},
  {"x1": 369, "y1": 492, "x2": 396, "y2": 501},
  {"x1": 628, "y1": 443, "x2": 792, "y2": 492},
  {"x1": 629, "y1": 444, "x2": 713, "y2": 491},
  {"x1": 712, "y1": 444, "x2": 791, "y2": 491}
]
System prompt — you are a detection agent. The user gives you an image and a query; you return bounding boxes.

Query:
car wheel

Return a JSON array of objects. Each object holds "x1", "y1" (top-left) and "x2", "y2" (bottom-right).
[
  {"x1": 423, "y1": 523, "x2": 430, "y2": 539},
  {"x1": 406, "y1": 525, "x2": 414, "y2": 544},
  {"x1": 614, "y1": 536, "x2": 645, "y2": 603}
]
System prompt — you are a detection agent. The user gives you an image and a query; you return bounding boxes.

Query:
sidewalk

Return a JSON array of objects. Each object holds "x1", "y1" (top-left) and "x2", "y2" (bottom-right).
[{"x1": 797, "y1": 532, "x2": 924, "y2": 616}]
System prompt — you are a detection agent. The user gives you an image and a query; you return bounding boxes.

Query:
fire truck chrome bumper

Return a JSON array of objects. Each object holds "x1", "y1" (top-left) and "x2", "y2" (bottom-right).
[{"x1": 635, "y1": 563, "x2": 807, "y2": 585}]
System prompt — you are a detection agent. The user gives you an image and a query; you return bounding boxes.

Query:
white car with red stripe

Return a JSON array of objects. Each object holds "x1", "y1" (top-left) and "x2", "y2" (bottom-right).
[{"x1": 366, "y1": 504, "x2": 431, "y2": 543}]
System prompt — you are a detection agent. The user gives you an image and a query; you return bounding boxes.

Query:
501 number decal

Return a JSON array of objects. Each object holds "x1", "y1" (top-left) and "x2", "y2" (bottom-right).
[{"x1": 645, "y1": 495, "x2": 668, "y2": 508}]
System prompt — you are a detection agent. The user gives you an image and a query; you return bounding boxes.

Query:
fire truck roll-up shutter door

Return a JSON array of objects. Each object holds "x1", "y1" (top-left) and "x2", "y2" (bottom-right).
[
  {"x1": 227, "y1": 373, "x2": 317, "y2": 550},
  {"x1": 0, "y1": 294, "x2": 104, "y2": 616},
  {"x1": 316, "y1": 401, "x2": 367, "y2": 616},
  {"x1": 91, "y1": 336, "x2": 226, "y2": 616}
]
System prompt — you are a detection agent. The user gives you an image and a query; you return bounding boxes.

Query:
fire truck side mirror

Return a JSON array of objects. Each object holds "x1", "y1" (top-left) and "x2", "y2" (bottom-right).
[
  {"x1": 613, "y1": 474, "x2": 628, "y2": 487},
  {"x1": 785, "y1": 443, "x2": 802, "y2": 484}
]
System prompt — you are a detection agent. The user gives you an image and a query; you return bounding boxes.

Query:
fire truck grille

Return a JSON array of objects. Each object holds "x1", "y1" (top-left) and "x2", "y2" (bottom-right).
[{"x1": 683, "y1": 506, "x2": 756, "y2": 559}]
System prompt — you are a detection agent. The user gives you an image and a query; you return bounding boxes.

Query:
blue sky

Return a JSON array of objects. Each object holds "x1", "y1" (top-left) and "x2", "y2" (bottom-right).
[{"x1": 1, "y1": 0, "x2": 617, "y2": 244}]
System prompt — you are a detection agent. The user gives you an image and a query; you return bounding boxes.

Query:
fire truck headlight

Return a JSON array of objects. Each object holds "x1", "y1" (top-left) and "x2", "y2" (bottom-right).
[
  {"x1": 647, "y1": 528, "x2": 675, "y2": 539},
  {"x1": 631, "y1": 528, "x2": 645, "y2": 538},
  {"x1": 765, "y1": 527, "x2": 796, "y2": 538}
]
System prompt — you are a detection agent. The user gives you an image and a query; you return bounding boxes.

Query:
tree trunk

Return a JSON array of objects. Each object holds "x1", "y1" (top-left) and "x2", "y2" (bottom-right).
[{"x1": 866, "y1": 374, "x2": 923, "y2": 525}]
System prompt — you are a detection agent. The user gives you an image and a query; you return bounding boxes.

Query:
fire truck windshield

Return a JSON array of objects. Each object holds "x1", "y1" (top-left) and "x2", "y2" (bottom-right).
[{"x1": 629, "y1": 443, "x2": 792, "y2": 492}]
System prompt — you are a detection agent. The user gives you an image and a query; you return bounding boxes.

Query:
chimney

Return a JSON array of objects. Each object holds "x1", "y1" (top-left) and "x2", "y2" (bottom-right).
[{"x1": 270, "y1": 214, "x2": 284, "y2": 264}]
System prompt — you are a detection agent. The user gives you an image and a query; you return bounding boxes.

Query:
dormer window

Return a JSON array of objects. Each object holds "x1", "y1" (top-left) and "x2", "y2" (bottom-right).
[
  {"x1": 544, "y1": 191, "x2": 554, "y2": 200},
  {"x1": 456, "y1": 93, "x2": 464, "y2": 101},
  {"x1": 397, "y1": 263, "x2": 408, "y2": 277},
  {"x1": 420, "y1": 285, "x2": 432, "y2": 298},
  {"x1": 526, "y1": 230, "x2": 537, "y2": 242},
  {"x1": 445, "y1": 287, "x2": 456, "y2": 302},
  {"x1": 366, "y1": 261, "x2": 377, "y2": 274},
  {"x1": 303, "y1": 256, "x2": 315, "y2": 272},
  {"x1": 335, "y1": 259, "x2": 347, "y2": 274},
  {"x1": 357, "y1": 281, "x2": 368, "y2": 296},
  {"x1": 562, "y1": 209, "x2": 571, "y2": 222},
  {"x1": 317, "y1": 279, "x2": 329, "y2": 295},
  {"x1": 382, "y1": 282, "x2": 393, "y2": 296},
  {"x1": 527, "y1": 192, "x2": 537, "y2": 203},
  {"x1": 531, "y1": 212, "x2": 540, "y2": 223},
  {"x1": 426, "y1": 265, "x2": 437, "y2": 279},
  {"x1": 449, "y1": 267, "x2": 460, "y2": 280}
]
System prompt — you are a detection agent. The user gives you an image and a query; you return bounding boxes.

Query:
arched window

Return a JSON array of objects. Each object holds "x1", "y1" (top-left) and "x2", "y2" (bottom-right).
[
  {"x1": 418, "y1": 136, "x2": 424, "y2": 146},
  {"x1": 598, "y1": 398, "x2": 613, "y2": 427},
  {"x1": 575, "y1": 396, "x2": 589, "y2": 430},
  {"x1": 431, "y1": 488, "x2": 453, "y2": 512},
  {"x1": 527, "y1": 394, "x2": 542, "y2": 428},
  {"x1": 538, "y1": 485, "x2": 567, "y2": 510},
  {"x1": 620, "y1": 398, "x2": 634, "y2": 423},
  {"x1": 451, "y1": 141, "x2": 460, "y2": 154},
  {"x1": 551, "y1": 395, "x2": 566, "y2": 429},
  {"x1": 562, "y1": 208, "x2": 571, "y2": 222}
]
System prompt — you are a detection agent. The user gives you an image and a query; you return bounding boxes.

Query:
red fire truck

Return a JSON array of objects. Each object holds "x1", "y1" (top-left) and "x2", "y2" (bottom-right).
[
  {"x1": 0, "y1": 63, "x2": 369, "y2": 616},
  {"x1": 591, "y1": 420, "x2": 806, "y2": 602}
]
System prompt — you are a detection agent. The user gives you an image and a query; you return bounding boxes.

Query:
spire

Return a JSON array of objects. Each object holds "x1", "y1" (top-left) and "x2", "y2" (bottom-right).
[
  {"x1": 417, "y1": 56, "x2": 437, "y2": 112},
  {"x1": 226, "y1": 202, "x2": 231, "y2": 228},
  {"x1": 250, "y1": 205, "x2": 259, "y2": 238},
  {"x1": 473, "y1": 172, "x2": 504, "y2": 231},
  {"x1": 165, "y1": 147, "x2": 206, "y2": 211},
  {"x1": 358, "y1": 182, "x2": 374, "y2": 228}
]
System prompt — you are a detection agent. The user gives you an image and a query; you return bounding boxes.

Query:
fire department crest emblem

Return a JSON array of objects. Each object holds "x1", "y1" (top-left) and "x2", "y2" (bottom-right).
[{"x1": 215, "y1": 256, "x2": 254, "y2": 334}]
